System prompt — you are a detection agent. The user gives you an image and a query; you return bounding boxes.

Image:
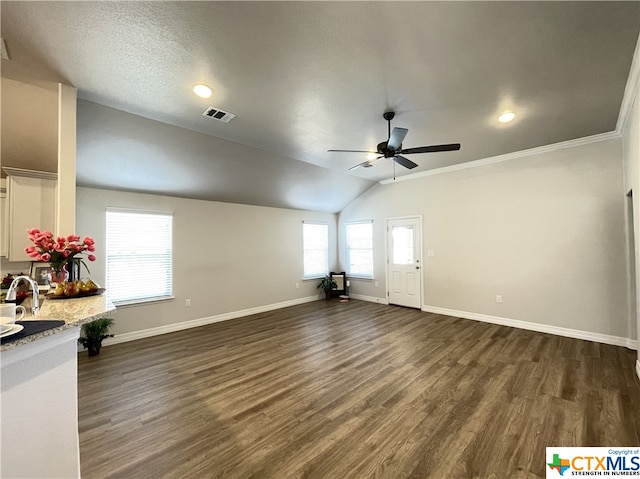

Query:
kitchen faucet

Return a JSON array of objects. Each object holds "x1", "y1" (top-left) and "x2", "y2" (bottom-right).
[{"x1": 6, "y1": 276, "x2": 40, "y2": 315}]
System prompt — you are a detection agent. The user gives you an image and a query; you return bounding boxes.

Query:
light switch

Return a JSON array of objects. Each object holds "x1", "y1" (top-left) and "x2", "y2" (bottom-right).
[{"x1": 427, "y1": 250, "x2": 435, "y2": 257}]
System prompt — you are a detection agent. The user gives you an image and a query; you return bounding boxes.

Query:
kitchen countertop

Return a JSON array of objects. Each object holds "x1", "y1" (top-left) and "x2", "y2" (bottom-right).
[{"x1": 0, "y1": 293, "x2": 115, "y2": 352}]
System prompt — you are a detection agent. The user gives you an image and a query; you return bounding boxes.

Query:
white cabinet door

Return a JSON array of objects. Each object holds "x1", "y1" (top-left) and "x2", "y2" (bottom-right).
[{"x1": 7, "y1": 175, "x2": 57, "y2": 261}]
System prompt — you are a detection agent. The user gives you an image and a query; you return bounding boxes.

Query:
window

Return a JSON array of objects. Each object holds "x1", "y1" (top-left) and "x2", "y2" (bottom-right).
[
  {"x1": 106, "y1": 209, "x2": 173, "y2": 305},
  {"x1": 303, "y1": 222, "x2": 328, "y2": 279},
  {"x1": 346, "y1": 221, "x2": 373, "y2": 278}
]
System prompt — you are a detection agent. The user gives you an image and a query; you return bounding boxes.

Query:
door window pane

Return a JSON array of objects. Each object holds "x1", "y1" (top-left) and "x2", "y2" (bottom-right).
[{"x1": 392, "y1": 226, "x2": 413, "y2": 265}]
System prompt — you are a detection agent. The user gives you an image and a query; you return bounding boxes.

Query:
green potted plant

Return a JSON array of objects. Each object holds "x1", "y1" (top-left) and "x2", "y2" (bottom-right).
[
  {"x1": 78, "y1": 317, "x2": 114, "y2": 356},
  {"x1": 317, "y1": 275, "x2": 337, "y2": 300}
]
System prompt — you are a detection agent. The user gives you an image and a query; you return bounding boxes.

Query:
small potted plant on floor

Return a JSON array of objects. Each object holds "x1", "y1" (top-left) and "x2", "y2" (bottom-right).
[
  {"x1": 317, "y1": 275, "x2": 337, "y2": 300},
  {"x1": 78, "y1": 317, "x2": 114, "y2": 356}
]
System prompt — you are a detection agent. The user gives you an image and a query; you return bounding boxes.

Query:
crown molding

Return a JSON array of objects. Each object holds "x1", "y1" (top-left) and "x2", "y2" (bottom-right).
[
  {"x1": 2, "y1": 167, "x2": 57, "y2": 180},
  {"x1": 379, "y1": 130, "x2": 620, "y2": 185},
  {"x1": 617, "y1": 31, "x2": 640, "y2": 134}
]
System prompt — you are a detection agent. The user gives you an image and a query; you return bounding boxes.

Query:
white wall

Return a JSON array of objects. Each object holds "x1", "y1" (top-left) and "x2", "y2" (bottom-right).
[
  {"x1": 57, "y1": 83, "x2": 76, "y2": 234},
  {"x1": 339, "y1": 137, "x2": 630, "y2": 343},
  {"x1": 621, "y1": 50, "x2": 640, "y2": 367},
  {"x1": 76, "y1": 187, "x2": 336, "y2": 338}
]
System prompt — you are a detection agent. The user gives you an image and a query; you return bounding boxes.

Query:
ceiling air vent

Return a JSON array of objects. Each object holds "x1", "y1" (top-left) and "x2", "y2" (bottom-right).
[{"x1": 202, "y1": 107, "x2": 236, "y2": 123}]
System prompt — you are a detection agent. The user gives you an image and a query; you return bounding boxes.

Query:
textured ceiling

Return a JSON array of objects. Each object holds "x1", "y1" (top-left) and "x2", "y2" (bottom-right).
[{"x1": 1, "y1": 1, "x2": 639, "y2": 212}]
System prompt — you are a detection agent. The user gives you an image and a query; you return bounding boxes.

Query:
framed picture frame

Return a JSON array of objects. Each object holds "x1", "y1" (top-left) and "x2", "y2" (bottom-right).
[{"x1": 30, "y1": 262, "x2": 51, "y2": 286}]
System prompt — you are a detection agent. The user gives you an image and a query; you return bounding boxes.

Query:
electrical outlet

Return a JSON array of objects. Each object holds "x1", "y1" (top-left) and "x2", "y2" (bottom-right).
[
  {"x1": 185, "y1": 299, "x2": 191, "y2": 307},
  {"x1": 495, "y1": 295, "x2": 502, "y2": 303},
  {"x1": 295, "y1": 282, "x2": 299, "y2": 289},
  {"x1": 375, "y1": 281, "x2": 379, "y2": 287}
]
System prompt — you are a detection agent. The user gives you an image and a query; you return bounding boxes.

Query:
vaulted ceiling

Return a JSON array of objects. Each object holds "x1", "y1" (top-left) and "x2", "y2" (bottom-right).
[{"x1": 2, "y1": 1, "x2": 639, "y2": 212}]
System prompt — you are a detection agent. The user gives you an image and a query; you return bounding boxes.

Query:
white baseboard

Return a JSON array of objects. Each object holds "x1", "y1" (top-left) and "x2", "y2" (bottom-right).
[
  {"x1": 422, "y1": 305, "x2": 638, "y2": 350},
  {"x1": 80, "y1": 297, "x2": 639, "y2": 354},
  {"x1": 349, "y1": 294, "x2": 388, "y2": 305},
  {"x1": 99, "y1": 296, "x2": 319, "y2": 348}
]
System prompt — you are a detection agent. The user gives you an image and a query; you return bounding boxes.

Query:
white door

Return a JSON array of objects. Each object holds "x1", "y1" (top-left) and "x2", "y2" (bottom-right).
[{"x1": 387, "y1": 217, "x2": 422, "y2": 308}]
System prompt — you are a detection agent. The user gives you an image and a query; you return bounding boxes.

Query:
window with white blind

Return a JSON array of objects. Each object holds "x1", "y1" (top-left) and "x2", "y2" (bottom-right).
[
  {"x1": 303, "y1": 222, "x2": 329, "y2": 279},
  {"x1": 106, "y1": 209, "x2": 173, "y2": 305},
  {"x1": 346, "y1": 221, "x2": 374, "y2": 278}
]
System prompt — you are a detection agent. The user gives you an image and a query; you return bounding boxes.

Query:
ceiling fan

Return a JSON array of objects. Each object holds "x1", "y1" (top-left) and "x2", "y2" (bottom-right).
[{"x1": 328, "y1": 111, "x2": 461, "y2": 171}]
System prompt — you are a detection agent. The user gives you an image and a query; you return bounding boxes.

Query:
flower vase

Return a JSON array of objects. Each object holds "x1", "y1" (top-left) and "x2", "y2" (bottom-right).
[
  {"x1": 50, "y1": 265, "x2": 68, "y2": 288},
  {"x1": 67, "y1": 260, "x2": 80, "y2": 282}
]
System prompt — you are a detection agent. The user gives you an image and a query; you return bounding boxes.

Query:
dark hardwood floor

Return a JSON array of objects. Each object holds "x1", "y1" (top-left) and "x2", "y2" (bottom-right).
[{"x1": 78, "y1": 300, "x2": 640, "y2": 478}]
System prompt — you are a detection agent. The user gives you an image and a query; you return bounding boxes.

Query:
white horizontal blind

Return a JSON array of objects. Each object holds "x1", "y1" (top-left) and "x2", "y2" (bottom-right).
[
  {"x1": 106, "y1": 209, "x2": 173, "y2": 305},
  {"x1": 303, "y1": 222, "x2": 328, "y2": 279},
  {"x1": 346, "y1": 221, "x2": 374, "y2": 278}
]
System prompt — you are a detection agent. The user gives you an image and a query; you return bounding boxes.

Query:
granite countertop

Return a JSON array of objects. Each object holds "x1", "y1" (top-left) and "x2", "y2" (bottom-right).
[{"x1": 0, "y1": 293, "x2": 116, "y2": 352}]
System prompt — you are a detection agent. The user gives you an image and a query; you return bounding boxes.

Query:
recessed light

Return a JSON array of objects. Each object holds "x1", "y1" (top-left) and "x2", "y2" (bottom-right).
[
  {"x1": 498, "y1": 111, "x2": 516, "y2": 123},
  {"x1": 193, "y1": 84, "x2": 213, "y2": 99}
]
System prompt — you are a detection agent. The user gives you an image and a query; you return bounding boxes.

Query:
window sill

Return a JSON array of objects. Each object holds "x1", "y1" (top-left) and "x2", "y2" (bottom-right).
[
  {"x1": 112, "y1": 296, "x2": 175, "y2": 308},
  {"x1": 303, "y1": 275, "x2": 327, "y2": 281}
]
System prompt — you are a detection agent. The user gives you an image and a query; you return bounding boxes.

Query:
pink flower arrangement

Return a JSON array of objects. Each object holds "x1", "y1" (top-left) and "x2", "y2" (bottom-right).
[{"x1": 25, "y1": 228, "x2": 96, "y2": 273}]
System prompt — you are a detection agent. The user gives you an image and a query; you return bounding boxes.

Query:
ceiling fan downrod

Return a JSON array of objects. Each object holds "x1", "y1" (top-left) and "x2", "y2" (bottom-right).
[{"x1": 382, "y1": 111, "x2": 396, "y2": 156}]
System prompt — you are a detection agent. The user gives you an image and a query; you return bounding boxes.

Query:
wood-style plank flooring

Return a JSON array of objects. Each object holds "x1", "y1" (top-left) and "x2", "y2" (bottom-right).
[{"x1": 78, "y1": 300, "x2": 640, "y2": 478}]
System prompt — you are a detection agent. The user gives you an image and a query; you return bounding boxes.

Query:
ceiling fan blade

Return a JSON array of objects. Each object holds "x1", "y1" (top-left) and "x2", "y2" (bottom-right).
[
  {"x1": 393, "y1": 155, "x2": 418, "y2": 169},
  {"x1": 328, "y1": 149, "x2": 378, "y2": 154},
  {"x1": 400, "y1": 143, "x2": 461, "y2": 154},
  {"x1": 348, "y1": 160, "x2": 372, "y2": 171},
  {"x1": 387, "y1": 127, "x2": 408, "y2": 151},
  {"x1": 348, "y1": 156, "x2": 383, "y2": 170}
]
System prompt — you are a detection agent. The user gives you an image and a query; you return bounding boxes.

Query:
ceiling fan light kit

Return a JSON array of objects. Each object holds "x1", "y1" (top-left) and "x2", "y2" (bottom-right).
[{"x1": 329, "y1": 111, "x2": 461, "y2": 175}]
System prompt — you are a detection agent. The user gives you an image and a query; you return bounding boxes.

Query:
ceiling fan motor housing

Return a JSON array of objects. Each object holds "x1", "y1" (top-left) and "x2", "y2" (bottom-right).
[{"x1": 378, "y1": 141, "x2": 401, "y2": 157}]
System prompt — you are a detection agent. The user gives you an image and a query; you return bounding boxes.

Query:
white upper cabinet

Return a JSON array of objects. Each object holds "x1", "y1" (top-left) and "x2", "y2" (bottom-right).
[{"x1": 3, "y1": 169, "x2": 57, "y2": 261}]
